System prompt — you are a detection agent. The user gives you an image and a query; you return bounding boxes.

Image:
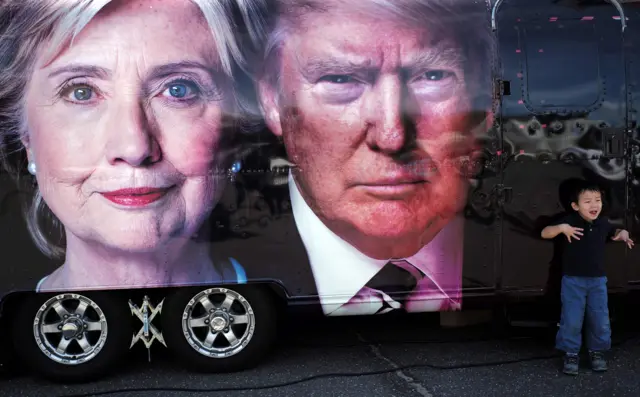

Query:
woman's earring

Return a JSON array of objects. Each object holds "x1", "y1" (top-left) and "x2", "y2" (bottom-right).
[
  {"x1": 227, "y1": 161, "x2": 242, "y2": 183},
  {"x1": 27, "y1": 161, "x2": 37, "y2": 176}
]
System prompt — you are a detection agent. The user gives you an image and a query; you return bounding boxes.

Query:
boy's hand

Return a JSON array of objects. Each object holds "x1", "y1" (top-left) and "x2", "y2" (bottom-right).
[
  {"x1": 560, "y1": 223, "x2": 583, "y2": 242},
  {"x1": 613, "y1": 229, "x2": 635, "y2": 249}
]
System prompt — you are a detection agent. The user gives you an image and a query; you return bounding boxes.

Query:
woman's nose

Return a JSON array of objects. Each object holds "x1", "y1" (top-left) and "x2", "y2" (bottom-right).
[{"x1": 105, "y1": 100, "x2": 161, "y2": 167}]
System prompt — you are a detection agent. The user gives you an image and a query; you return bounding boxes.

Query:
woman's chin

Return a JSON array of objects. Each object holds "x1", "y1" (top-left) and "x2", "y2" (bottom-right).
[{"x1": 87, "y1": 233, "x2": 173, "y2": 254}]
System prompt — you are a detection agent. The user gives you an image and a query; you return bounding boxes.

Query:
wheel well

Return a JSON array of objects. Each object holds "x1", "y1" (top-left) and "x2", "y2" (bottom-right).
[
  {"x1": 0, "y1": 292, "x2": 36, "y2": 371},
  {"x1": 259, "y1": 282, "x2": 288, "y2": 302},
  {"x1": 252, "y1": 282, "x2": 289, "y2": 317}
]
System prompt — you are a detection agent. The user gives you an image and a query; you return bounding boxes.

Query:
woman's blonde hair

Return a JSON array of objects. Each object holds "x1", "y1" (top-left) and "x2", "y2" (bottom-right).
[{"x1": 0, "y1": 0, "x2": 267, "y2": 259}]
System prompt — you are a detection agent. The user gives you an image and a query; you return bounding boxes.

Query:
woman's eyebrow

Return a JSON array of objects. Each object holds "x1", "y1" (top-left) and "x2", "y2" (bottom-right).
[
  {"x1": 146, "y1": 61, "x2": 216, "y2": 80},
  {"x1": 47, "y1": 64, "x2": 111, "y2": 79},
  {"x1": 46, "y1": 60, "x2": 214, "y2": 81}
]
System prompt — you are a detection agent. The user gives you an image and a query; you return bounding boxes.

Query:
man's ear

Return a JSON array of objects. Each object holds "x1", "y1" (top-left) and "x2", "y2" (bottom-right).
[
  {"x1": 257, "y1": 78, "x2": 283, "y2": 137},
  {"x1": 485, "y1": 108, "x2": 495, "y2": 131}
]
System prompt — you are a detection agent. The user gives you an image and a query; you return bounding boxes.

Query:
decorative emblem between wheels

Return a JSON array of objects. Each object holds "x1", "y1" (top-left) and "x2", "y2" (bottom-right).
[
  {"x1": 129, "y1": 295, "x2": 166, "y2": 350},
  {"x1": 33, "y1": 294, "x2": 108, "y2": 365},
  {"x1": 182, "y1": 288, "x2": 256, "y2": 358}
]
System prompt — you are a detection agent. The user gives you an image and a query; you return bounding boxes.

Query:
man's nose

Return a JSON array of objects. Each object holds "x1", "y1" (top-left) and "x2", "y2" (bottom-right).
[
  {"x1": 366, "y1": 76, "x2": 414, "y2": 154},
  {"x1": 104, "y1": 99, "x2": 161, "y2": 167}
]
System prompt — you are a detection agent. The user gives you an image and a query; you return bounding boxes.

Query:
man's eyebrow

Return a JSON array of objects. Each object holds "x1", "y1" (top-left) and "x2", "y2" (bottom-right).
[
  {"x1": 300, "y1": 57, "x2": 374, "y2": 77},
  {"x1": 46, "y1": 61, "x2": 215, "y2": 80},
  {"x1": 300, "y1": 44, "x2": 465, "y2": 77},
  {"x1": 406, "y1": 46, "x2": 465, "y2": 70}
]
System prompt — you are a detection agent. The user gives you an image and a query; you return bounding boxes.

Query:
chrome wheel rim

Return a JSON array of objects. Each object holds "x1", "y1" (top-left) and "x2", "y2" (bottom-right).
[
  {"x1": 33, "y1": 294, "x2": 108, "y2": 365},
  {"x1": 181, "y1": 288, "x2": 255, "y2": 358}
]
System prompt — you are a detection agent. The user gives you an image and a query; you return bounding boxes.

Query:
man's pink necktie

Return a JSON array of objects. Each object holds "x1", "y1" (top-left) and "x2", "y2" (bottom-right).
[{"x1": 331, "y1": 259, "x2": 456, "y2": 316}]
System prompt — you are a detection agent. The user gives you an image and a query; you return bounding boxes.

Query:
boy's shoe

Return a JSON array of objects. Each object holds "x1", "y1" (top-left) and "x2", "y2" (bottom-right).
[
  {"x1": 589, "y1": 351, "x2": 608, "y2": 372},
  {"x1": 563, "y1": 353, "x2": 579, "y2": 375}
]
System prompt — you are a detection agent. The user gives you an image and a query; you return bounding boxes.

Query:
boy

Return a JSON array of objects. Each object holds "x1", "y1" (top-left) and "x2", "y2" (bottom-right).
[{"x1": 541, "y1": 181, "x2": 634, "y2": 375}]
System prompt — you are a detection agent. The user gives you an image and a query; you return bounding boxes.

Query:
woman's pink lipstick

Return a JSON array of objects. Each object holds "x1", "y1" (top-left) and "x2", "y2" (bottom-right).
[{"x1": 101, "y1": 187, "x2": 171, "y2": 207}]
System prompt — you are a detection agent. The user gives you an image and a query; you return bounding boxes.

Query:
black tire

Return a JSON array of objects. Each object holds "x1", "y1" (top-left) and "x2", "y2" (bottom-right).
[
  {"x1": 11, "y1": 291, "x2": 132, "y2": 383},
  {"x1": 490, "y1": 303, "x2": 512, "y2": 338},
  {"x1": 162, "y1": 284, "x2": 278, "y2": 373}
]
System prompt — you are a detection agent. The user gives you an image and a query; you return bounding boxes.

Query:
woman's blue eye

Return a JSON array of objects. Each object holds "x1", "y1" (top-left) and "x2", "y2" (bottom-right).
[
  {"x1": 168, "y1": 84, "x2": 188, "y2": 98},
  {"x1": 73, "y1": 87, "x2": 92, "y2": 101}
]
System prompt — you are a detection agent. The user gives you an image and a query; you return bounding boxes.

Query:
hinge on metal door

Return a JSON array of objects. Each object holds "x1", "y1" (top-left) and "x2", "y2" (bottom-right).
[
  {"x1": 494, "y1": 184, "x2": 513, "y2": 207},
  {"x1": 495, "y1": 79, "x2": 511, "y2": 98},
  {"x1": 602, "y1": 128, "x2": 625, "y2": 158}
]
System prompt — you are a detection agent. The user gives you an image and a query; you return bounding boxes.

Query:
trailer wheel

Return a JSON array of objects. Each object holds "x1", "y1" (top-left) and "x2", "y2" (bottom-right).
[
  {"x1": 161, "y1": 285, "x2": 278, "y2": 373},
  {"x1": 11, "y1": 292, "x2": 131, "y2": 383}
]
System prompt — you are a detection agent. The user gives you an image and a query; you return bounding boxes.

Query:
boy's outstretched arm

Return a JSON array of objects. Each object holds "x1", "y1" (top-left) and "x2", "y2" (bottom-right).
[
  {"x1": 612, "y1": 229, "x2": 635, "y2": 249},
  {"x1": 541, "y1": 223, "x2": 583, "y2": 242},
  {"x1": 541, "y1": 224, "x2": 564, "y2": 239}
]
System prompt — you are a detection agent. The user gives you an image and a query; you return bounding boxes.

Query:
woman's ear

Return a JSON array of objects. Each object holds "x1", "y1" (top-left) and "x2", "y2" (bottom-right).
[
  {"x1": 21, "y1": 136, "x2": 33, "y2": 163},
  {"x1": 20, "y1": 133, "x2": 38, "y2": 175},
  {"x1": 21, "y1": 134, "x2": 30, "y2": 148}
]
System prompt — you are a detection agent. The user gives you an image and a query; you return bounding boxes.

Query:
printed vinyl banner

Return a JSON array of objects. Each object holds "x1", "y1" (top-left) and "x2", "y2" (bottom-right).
[{"x1": 0, "y1": 0, "x2": 495, "y2": 316}]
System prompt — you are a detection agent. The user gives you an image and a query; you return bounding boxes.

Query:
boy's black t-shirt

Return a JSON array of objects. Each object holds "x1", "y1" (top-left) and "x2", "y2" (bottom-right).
[{"x1": 550, "y1": 212, "x2": 617, "y2": 277}]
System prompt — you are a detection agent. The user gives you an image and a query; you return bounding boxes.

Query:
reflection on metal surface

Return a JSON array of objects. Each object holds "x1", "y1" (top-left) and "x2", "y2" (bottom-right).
[
  {"x1": 269, "y1": 157, "x2": 294, "y2": 186},
  {"x1": 501, "y1": 117, "x2": 627, "y2": 181},
  {"x1": 492, "y1": 0, "x2": 627, "y2": 31}
]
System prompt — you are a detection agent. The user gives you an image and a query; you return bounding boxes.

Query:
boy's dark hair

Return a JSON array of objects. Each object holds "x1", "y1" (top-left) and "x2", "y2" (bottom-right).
[{"x1": 570, "y1": 180, "x2": 603, "y2": 205}]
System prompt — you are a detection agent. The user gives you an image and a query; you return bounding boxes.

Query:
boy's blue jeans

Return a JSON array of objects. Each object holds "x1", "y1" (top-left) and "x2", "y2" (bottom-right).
[{"x1": 556, "y1": 275, "x2": 611, "y2": 354}]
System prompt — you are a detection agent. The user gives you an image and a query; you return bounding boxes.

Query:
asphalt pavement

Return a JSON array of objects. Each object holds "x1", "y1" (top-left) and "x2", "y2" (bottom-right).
[{"x1": 1, "y1": 311, "x2": 639, "y2": 397}]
